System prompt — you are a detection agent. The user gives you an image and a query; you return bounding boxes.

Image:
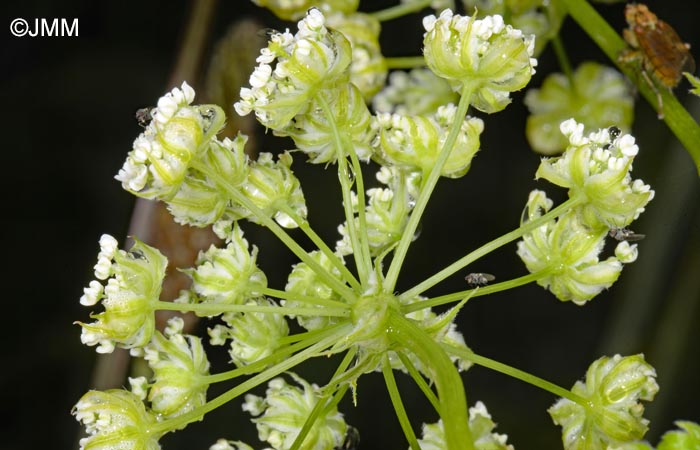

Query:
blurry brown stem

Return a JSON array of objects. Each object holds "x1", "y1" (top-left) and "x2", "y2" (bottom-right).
[{"x1": 88, "y1": 0, "x2": 218, "y2": 393}]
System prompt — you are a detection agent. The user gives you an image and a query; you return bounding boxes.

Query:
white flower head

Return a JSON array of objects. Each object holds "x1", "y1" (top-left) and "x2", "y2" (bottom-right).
[
  {"x1": 537, "y1": 119, "x2": 654, "y2": 229},
  {"x1": 423, "y1": 9, "x2": 536, "y2": 113}
]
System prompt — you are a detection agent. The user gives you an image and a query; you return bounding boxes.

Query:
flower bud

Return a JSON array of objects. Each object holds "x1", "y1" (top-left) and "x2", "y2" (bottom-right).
[
  {"x1": 116, "y1": 82, "x2": 210, "y2": 200},
  {"x1": 517, "y1": 190, "x2": 628, "y2": 305},
  {"x1": 234, "y1": 9, "x2": 353, "y2": 131},
  {"x1": 283, "y1": 84, "x2": 374, "y2": 164},
  {"x1": 285, "y1": 250, "x2": 345, "y2": 331},
  {"x1": 77, "y1": 238, "x2": 166, "y2": 353},
  {"x1": 73, "y1": 389, "x2": 162, "y2": 450},
  {"x1": 186, "y1": 224, "x2": 267, "y2": 315},
  {"x1": 549, "y1": 354, "x2": 659, "y2": 450},
  {"x1": 536, "y1": 119, "x2": 654, "y2": 228},
  {"x1": 423, "y1": 10, "x2": 536, "y2": 113},
  {"x1": 525, "y1": 62, "x2": 633, "y2": 155},
  {"x1": 243, "y1": 373, "x2": 348, "y2": 450},
  {"x1": 373, "y1": 105, "x2": 484, "y2": 178},
  {"x1": 228, "y1": 152, "x2": 308, "y2": 229},
  {"x1": 220, "y1": 298, "x2": 289, "y2": 368},
  {"x1": 417, "y1": 401, "x2": 513, "y2": 450},
  {"x1": 144, "y1": 318, "x2": 210, "y2": 420}
]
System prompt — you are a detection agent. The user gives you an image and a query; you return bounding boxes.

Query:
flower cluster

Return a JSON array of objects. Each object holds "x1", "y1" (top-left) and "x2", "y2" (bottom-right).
[
  {"x1": 518, "y1": 119, "x2": 653, "y2": 304},
  {"x1": 549, "y1": 354, "x2": 659, "y2": 450},
  {"x1": 423, "y1": 9, "x2": 537, "y2": 112},
  {"x1": 77, "y1": 235, "x2": 165, "y2": 353},
  {"x1": 525, "y1": 62, "x2": 634, "y2": 155},
  {"x1": 73, "y1": 5, "x2": 677, "y2": 450}
]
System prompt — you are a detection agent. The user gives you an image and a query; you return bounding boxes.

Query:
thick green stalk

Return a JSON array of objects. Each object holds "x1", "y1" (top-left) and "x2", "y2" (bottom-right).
[
  {"x1": 561, "y1": 0, "x2": 700, "y2": 175},
  {"x1": 261, "y1": 287, "x2": 349, "y2": 310},
  {"x1": 385, "y1": 83, "x2": 476, "y2": 292},
  {"x1": 387, "y1": 313, "x2": 474, "y2": 450}
]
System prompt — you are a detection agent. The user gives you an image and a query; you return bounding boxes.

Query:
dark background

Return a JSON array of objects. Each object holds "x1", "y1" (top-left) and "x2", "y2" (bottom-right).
[{"x1": 2, "y1": 0, "x2": 699, "y2": 449}]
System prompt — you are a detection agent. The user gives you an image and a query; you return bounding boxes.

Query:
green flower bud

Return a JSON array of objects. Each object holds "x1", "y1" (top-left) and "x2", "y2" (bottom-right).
[
  {"x1": 285, "y1": 250, "x2": 345, "y2": 331},
  {"x1": 165, "y1": 173, "x2": 227, "y2": 227},
  {"x1": 326, "y1": 12, "x2": 387, "y2": 99},
  {"x1": 549, "y1": 354, "x2": 659, "y2": 450},
  {"x1": 658, "y1": 421, "x2": 700, "y2": 450},
  {"x1": 373, "y1": 105, "x2": 484, "y2": 178},
  {"x1": 77, "y1": 237, "x2": 166, "y2": 353},
  {"x1": 217, "y1": 298, "x2": 289, "y2": 367},
  {"x1": 72, "y1": 389, "x2": 162, "y2": 450},
  {"x1": 416, "y1": 401, "x2": 513, "y2": 450},
  {"x1": 283, "y1": 84, "x2": 374, "y2": 164},
  {"x1": 537, "y1": 119, "x2": 654, "y2": 228},
  {"x1": 422, "y1": 10, "x2": 536, "y2": 113},
  {"x1": 517, "y1": 190, "x2": 630, "y2": 305},
  {"x1": 234, "y1": 9, "x2": 353, "y2": 131},
  {"x1": 229, "y1": 152, "x2": 308, "y2": 229},
  {"x1": 243, "y1": 373, "x2": 348, "y2": 450},
  {"x1": 164, "y1": 135, "x2": 249, "y2": 227},
  {"x1": 186, "y1": 224, "x2": 267, "y2": 315},
  {"x1": 608, "y1": 443, "x2": 654, "y2": 450},
  {"x1": 251, "y1": 0, "x2": 358, "y2": 21},
  {"x1": 525, "y1": 62, "x2": 634, "y2": 155},
  {"x1": 373, "y1": 68, "x2": 459, "y2": 115},
  {"x1": 144, "y1": 317, "x2": 210, "y2": 420}
]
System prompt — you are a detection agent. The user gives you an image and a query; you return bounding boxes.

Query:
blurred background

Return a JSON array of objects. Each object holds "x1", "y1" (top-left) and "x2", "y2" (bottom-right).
[{"x1": 2, "y1": 0, "x2": 698, "y2": 449}]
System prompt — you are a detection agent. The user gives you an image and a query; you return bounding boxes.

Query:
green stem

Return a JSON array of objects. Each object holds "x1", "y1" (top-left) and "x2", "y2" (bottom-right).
[
  {"x1": 191, "y1": 159, "x2": 357, "y2": 303},
  {"x1": 370, "y1": 0, "x2": 433, "y2": 22},
  {"x1": 561, "y1": 0, "x2": 700, "y2": 176},
  {"x1": 384, "y1": 56, "x2": 426, "y2": 70},
  {"x1": 443, "y1": 344, "x2": 589, "y2": 407},
  {"x1": 289, "y1": 349, "x2": 356, "y2": 450},
  {"x1": 277, "y1": 204, "x2": 362, "y2": 292},
  {"x1": 551, "y1": 35, "x2": 575, "y2": 89},
  {"x1": 316, "y1": 95, "x2": 372, "y2": 285},
  {"x1": 156, "y1": 300, "x2": 349, "y2": 318},
  {"x1": 346, "y1": 140, "x2": 373, "y2": 286},
  {"x1": 402, "y1": 270, "x2": 550, "y2": 314},
  {"x1": 400, "y1": 196, "x2": 584, "y2": 301},
  {"x1": 382, "y1": 354, "x2": 421, "y2": 450},
  {"x1": 387, "y1": 313, "x2": 474, "y2": 450},
  {"x1": 202, "y1": 324, "x2": 345, "y2": 384},
  {"x1": 385, "y1": 82, "x2": 477, "y2": 292},
  {"x1": 151, "y1": 324, "x2": 351, "y2": 434},
  {"x1": 396, "y1": 351, "x2": 440, "y2": 413},
  {"x1": 261, "y1": 287, "x2": 349, "y2": 310}
]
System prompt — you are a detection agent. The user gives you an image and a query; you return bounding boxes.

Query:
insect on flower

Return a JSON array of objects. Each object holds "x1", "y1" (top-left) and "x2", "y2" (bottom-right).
[
  {"x1": 620, "y1": 3, "x2": 696, "y2": 119},
  {"x1": 465, "y1": 272, "x2": 496, "y2": 287},
  {"x1": 609, "y1": 227, "x2": 646, "y2": 242},
  {"x1": 135, "y1": 107, "x2": 154, "y2": 128}
]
